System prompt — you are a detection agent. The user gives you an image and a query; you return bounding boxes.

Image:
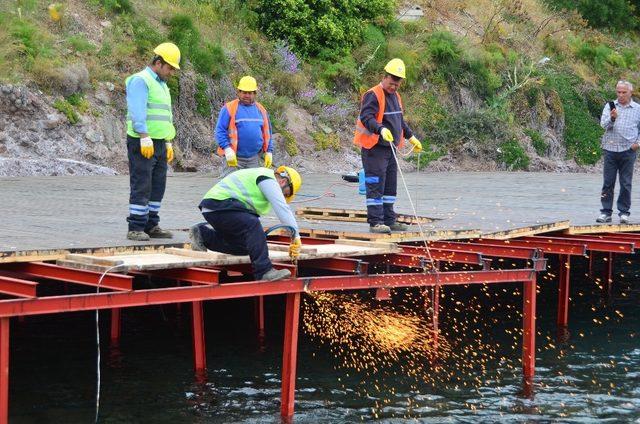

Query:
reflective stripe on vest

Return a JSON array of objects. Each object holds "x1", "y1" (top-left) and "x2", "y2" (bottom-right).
[
  {"x1": 353, "y1": 84, "x2": 405, "y2": 149},
  {"x1": 216, "y1": 99, "x2": 271, "y2": 156},
  {"x1": 202, "y1": 167, "x2": 275, "y2": 215},
  {"x1": 125, "y1": 70, "x2": 176, "y2": 140}
]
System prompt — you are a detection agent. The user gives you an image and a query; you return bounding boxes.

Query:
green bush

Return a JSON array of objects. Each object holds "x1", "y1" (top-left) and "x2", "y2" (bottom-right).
[
  {"x1": 544, "y1": 0, "x2": 638, "y2": 30},
  {"x1": 406, "y1": 146, "x2": 446, "y2": 168},
  {"x1": 431, "y1": 109, "x2": 509, "y2": 147},
  {"x1": 195, "y1": 77, "x2": 210, "y2": 118},
  {"x1": 53, "y1": 99, "x2": 79, "y2": 124},
  {"x1": 281, "y1": 130, "x2": 299, "y2": 156},
  {"x1": 99, "y1": 0, "x2": 133, "y2": 15},
  {"x1": 66, "y1": 93, "x2": 90, "y2": 114},
  {"x1": 312, "y1": 131, "x2": 341, "y2": 151},
  {"x1": 544, "y1": 72, "x2": 603, "y2": 164},
  {"x1": 130, "y1": 17, "x2": 163, "y2": 56},
  {"x1": 426, "y1": 31, "x2": 462, "y2": 66},
  {"x1": 67, "y1": 35, "x2": 95, "y2": 53},
  {"x1": 317, "y1": 56, "x2": 359, "y2": 90},
  {"x1": 499, "y1": 140, "x2": 530, "y2": 170},
  {"x1": 165, "y1": 14, "x2": 227, "y2": 76},
  {"x1": 10, "y1": 19, "x2": 53, "y2": 61},
  {"x1": 524, "y1": 128, "x2": 548, "y2": 156},
  {"x1": 253, "y1": 0, "x2": 395, "y2": 58}
]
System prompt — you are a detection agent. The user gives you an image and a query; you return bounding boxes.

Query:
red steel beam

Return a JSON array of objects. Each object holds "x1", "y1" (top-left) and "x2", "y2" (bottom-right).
[
  {"x1": 0, "y1": 276, "x2": 37, "y2": 298},
  {"x1": 2, "y1": 262, "x2": 132, "y2": 291},
  {"x1": 471, "y1": 238, "x2": 587, "y2": 256},
  {"x1": 0, "y1": 318, "x2": 8, "y2": 424},
  {"x1": 557, "y1": 254, "x2": 570, "y2": 327},
  {"x1": 110, "y1": 308, "x2": 121, "y2": 345},
  {"x1": 522, "y1": 277, "x2": 536, "y2": 378},
  {"x1": 131, "y1": 267, "x2": 220, "y2": 285},
  {"x1": 424, "y1": 241, "x2": 540, "y2": 260},
  {"x1": 400, "y1": 246, "x2": 483, "y2": 265},
  {"x1": 522, "y1": 236, "x2": 634, "y2": 253},
  {"x1": 280, "y1": 292, "x2": 300, "y2": 419},
  {"x1": 568, "y1": 233, "x2": 640, "y2": 247},
  {"x1": 299, "y1": 258, "x2": 368, "y2": 274},
  {"x1": 0, "y1": 269, "x2": 536, "y2": 318},
  {"x1": 363, "y1": 253, "x2": 429, "y2": 268},
  {"x1": 192, "y1": 301, "x2": 206, "y2": 372}
]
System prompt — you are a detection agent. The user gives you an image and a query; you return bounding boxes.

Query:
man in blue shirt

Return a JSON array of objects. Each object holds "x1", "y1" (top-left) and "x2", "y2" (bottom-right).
[
  {"x1": 125, "y1": 43, "x2": 180, "y2": 241},
  {"x1": 214, "y1": 76, "x2": 274, "y2": 177}
]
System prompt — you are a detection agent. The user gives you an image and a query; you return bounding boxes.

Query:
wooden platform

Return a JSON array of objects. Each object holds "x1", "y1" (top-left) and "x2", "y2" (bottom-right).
[
  {"x1": 295, "y1": 207, "x2": 439, "y2": 224},
  {"x1": 56, "y1": 240, "x2": 398, "y2": 272}
]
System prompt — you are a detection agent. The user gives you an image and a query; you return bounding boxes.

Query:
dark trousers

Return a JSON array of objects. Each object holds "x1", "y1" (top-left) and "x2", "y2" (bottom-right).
[
  {"x1": 362, "y1": 144, "x2": 397, "y2": 226},
  {"x1": 601, "y1": 149, "x2": 637, "y2": 216},
  {"x1": 127, "y1": 135, "x2": 168, "y2": 231},
  {"x1": 199, "y1": 210, "x2": 272, "y2": 279}
]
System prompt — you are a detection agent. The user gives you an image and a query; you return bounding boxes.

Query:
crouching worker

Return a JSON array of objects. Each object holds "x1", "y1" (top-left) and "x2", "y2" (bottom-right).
[{"x1": 189, "y1": 166, "x2": 302, "y2": 282}]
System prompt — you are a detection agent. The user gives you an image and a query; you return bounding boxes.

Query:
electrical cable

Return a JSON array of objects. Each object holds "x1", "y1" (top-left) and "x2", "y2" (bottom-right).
[{"x1": 94, "y1": 263, "x2": 126, "y2": 424}]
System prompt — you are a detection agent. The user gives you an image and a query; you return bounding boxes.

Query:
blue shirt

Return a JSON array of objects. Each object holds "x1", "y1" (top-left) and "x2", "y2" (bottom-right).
[
  {"x1": 126, "y1": 67, "x2": 166, "y2": 135},
  {"x1": 215, "y1": 102, "x2": 274, "y2": 157}
]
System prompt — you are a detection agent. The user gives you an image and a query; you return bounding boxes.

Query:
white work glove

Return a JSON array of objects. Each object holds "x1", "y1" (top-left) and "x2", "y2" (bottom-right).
[
  {"x1": 224, "y1": 147, "x2": 238, "y2": 167},
  {"x1": 166, "y1": 142, "x2": 174, "y2": 162},
  {"x1": 380, "y1": 127, "x2": 394, "y2": 142},
  {"x1": 140, "y1": 136, "x2": 154, "y2": 159}
]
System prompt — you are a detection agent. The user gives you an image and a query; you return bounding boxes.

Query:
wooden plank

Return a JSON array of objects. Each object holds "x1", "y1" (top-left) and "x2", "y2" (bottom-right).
[
  {"x1": 266, "y1": 243, "x2": 318, "y2": 254},
  {"x1": 566, "y1": 223, "x2": 640, "y2": 235},
  {"x1": 59, "y1": 243, "x2": 400, "y2": 272},
  {"x1": 64, "y1": 254, "x2": 125, "y2": 267},
  {"x1": 482, "y1": 221, "x2": 571, "y2": 240},
  {"x1": 296, "y1": 207, "x2": 439, "y2": 224}
]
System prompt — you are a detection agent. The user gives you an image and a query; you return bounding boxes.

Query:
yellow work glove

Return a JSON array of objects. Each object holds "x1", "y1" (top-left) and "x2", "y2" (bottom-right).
[
  {"x1": 264, "y1": 152, "x2": 273, "y2": 168},
  {"x1": 140, "y1": 136, "x2": 154, "y2": 159},
  {"x1": 223, "y1": 147, "x2": 238, "y2": 167},
  {"x1": 380, "y1": 127, "x2": 394, "y2": 143},
  {"x1": 289, "y1": 237, "x2": 302, "y2": 259},
  {"x1": 166, "y1": 142, "x2": 174, "y2": 163},
  {"x1": 409, "y1": 136, "x2": 423, "y2": 153}
]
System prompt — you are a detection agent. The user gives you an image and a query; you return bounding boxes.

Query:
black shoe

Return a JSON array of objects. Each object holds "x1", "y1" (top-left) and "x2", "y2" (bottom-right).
[
  {"x1": 188, "y1": 224, "x2": 207, "y2": 251},
  {"x1": 127, "y1": 230, "x2": 150, "y2": 241},
  {"x1": 389, "y1": 222, "x2": 409, "y2": 231},
  {"x1": 146, "y1": 225, "x2": 173, "y2": 238},
  {"x1": 262, "y1": 268, "x2": 291, "y2": 281}
]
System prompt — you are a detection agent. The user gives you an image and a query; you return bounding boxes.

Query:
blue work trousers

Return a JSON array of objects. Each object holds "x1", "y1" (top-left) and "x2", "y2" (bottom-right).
[
  {"x1": 199, "y1": 210, "x2": 272, "y2": 279},
  {"x1": 600, "y1": 148, "x2": 637, "y2": 216},
  {"x1": 361, "y1": 144, "x2": 397, "y2": 226},
  {"x1": 126, "y1": 135, "x2": 168, "y2": 231}
]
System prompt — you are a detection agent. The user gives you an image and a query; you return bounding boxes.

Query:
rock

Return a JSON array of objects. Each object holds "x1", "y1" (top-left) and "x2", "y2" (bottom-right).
[
  {"x1": 95, "y1": 90, "x2": 110, "y2": 105},
  {"x1": 100, "y1": 20, "x2": 112, "y2": 28},
  {"x1": 85, "y1": 129, "x2": 104, "y2": 143},
  {"x1": 283, "y1": 104, "x2": 314, "y2": 147},
  {"x1": 105, "y1": 82, "x2": 115, "y2": 92},
  {"x1": 41, "y1": 114, "x2": 65, "y2": 130}
]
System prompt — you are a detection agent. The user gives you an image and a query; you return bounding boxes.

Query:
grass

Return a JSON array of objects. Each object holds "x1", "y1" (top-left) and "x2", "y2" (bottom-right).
[{"x1": 53, "y1": 98, "x2": 79, "y2": 124}]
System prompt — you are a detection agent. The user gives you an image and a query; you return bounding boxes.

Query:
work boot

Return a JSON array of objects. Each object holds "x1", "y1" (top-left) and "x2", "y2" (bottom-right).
[
  {"x1": 388, "y1": 222, "x2": 409, "y2": 232},
  {"x1": 595, "y1": 213, "x2": 612, "y2": 223},
  {"x1": 261, "y1": 268, "x2": 291, "y2": 281},
  {"x1": 127, "y1": 230, "x2": 150, "y2": 241},
  {"x1": 370, "y1": 224, "x2": 391, "y2": 234},
  {"x1": 146, "y1": 225, "x2": 173, "y2": 239},
  {"x1": 188, "y1": 224, "x2": 207, "y2": 251}
]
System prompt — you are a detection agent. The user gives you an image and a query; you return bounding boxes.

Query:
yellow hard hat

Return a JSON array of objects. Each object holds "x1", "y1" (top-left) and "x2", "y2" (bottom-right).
[
  {"x1": 384, "y1": 58, "x2": 406, "y2": 79},
  {"x1": 153, "y1": 42, "x2": 181, "y2": 69},
  {"x1": 276, "y1": 165, "x2": 302, "y2": 203},
  {"x1": 237, "y1": 76, "x2": 258, "y2": 92}
]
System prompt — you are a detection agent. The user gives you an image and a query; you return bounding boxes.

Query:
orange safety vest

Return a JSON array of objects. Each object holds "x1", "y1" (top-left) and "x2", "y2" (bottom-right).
[
  {"x1": 353, "y1": 84, "x2": 405, "y2": 149},
  {"x1": 216, "y1": 99, "x2": 271, "y2": 156}
]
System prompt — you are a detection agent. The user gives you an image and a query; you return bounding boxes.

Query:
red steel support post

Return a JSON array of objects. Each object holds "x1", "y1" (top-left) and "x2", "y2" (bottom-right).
[
  {"x1": 192, "y1": 301, "x2": 206, "y2": 373},
  {"x1": 522, "y1": 277, "x2": 537, "y2": 379},
  {"x1": 607, "y1": 253, "x2": 614, "y2": 295},
  {"x1": 280, "y1": 292, "x2": 301, "y2": 420},
  {"x1": 0, "y1": 318, "x2": 8, "y2": 424},
  {"x1": 110, "y1": 308, "x2": 121, "y2": 346},
  {"x1": 557, "y1": 255, "x2": 570, "y2": 327},
  {"x1": 255, "y1": 296, "x2": 265, "y2": 334}
]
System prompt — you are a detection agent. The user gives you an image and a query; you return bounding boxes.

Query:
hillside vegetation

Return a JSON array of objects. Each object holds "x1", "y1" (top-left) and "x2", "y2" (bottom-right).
[{"x1": 1, "y1": 0, "x2": 640, "y2": 174}]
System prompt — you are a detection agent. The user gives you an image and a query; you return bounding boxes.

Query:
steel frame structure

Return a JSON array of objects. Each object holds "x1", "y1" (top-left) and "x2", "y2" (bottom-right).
[{"x1": 0, "y1": 231, "x2": 635, "y2": 422}]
